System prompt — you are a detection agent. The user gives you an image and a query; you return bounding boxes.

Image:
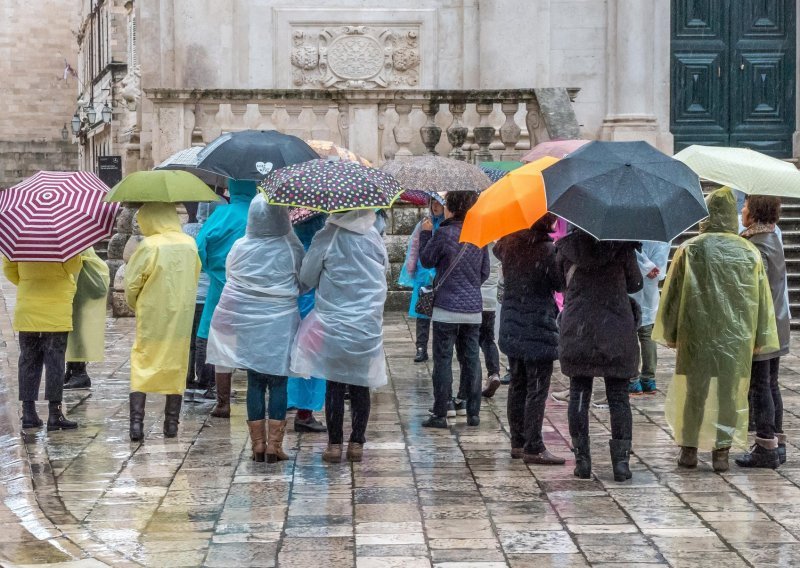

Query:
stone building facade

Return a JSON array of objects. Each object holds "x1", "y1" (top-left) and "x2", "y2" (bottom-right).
[{"x1": 0, "y1": 1, "x2": 79, "y2": 187}]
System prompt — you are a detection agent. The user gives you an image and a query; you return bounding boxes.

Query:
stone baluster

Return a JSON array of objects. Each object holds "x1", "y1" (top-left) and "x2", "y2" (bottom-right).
[
  {"x1": 256, "y1": 103, "x2": 276, "y2": 131},
  {"x1": 419, "y1": 102, "x2": 442, "y2": 155},
  {"x1": 190, "y1": 104, "x2": 204, "y2": 146},
  {"x1": 393, "y1": 103, "x2": 414, "y2": 160},
  {"x1": 311, "y1": 104, "x2": 332, "y2": 141},
  {"x1": 526, "y1": 99, "x2": 548, "y2": 148},
  {"x1": 214, "y1": 104, "x2": 235, "y2": 134},
  {"x1": 499, "y1": 100, "x2": 522, "y2": 161},
  {"x1": 243, "y1": 104, "x2": 262, "y2": 130},
  {"x1": 284, "y1": 104, "x2": 305, "y2": 138},
  {"x1": 473, "y1": 102, "x2": 496, "y2": 163},
  {"x1": 446, "y1": 102, "x2": 468, "y2": 161},
  {"x1": 231, "y1": 103, "x2": 247, "y2": 130}
]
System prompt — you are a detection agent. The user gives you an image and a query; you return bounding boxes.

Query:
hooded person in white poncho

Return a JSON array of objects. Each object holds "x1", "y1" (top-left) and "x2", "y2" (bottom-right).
[
  {"x1": 207, "y1": 195, "x2": 305, "y2": 463},
  {"x1": 290, "y1": 209, "x2": 388, "y2": 464}
]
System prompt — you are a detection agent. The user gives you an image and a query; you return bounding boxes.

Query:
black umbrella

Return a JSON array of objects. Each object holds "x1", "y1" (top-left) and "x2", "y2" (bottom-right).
[
  {"x1": 196, "y1": 130, "x2": 320, "y2": 182},
  {"x1": 542, "y1": 141, "x2": 707, "y2": 242}
]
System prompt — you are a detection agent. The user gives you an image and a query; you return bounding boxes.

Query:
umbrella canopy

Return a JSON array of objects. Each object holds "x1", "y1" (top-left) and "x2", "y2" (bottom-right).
[
  {"x1": 260, "y1": 159, "x2": 404, "y2": 213},
  {"x1": 381, "y1": 156, "x2": 492, "y2": 194},
  {"x1": 154, "y1": 146, "x2": 228, "y2": 189},
  {"x1": 196, "y1": 130, "x2": 319, "y2": 182},
  {"x1": 305, "y1": 140, "x2": 372, "y2": 166},
  {"x1": 462, "y1": 157, "x2": 559, "y2": 248},
  {"x1": 521, "y1": 139, "x2": 591, "y2": 163},
  {"x1": 0, "y1": 171, "x2": 119, "y2": 262},
  {"x1": 543, "y1": 141, "x2": 707, "y2": 242},
  {"x1": 480, "y1": 161, "x2": 524, "y2": 171},
  {"x1": 105, "y1": 170, "x2": 223, "y2": 203},
  {"x1": 674, "y1": 145, "x2": 800, "y2": 198},
  {"x1": 479, "y1": 166, "x2": 510, "y2": 184}
]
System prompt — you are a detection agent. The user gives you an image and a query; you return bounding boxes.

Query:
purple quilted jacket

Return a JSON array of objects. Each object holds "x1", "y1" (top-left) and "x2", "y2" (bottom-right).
[{"x1": 419, "y1": 218, "x2": 489, "y2": 313}]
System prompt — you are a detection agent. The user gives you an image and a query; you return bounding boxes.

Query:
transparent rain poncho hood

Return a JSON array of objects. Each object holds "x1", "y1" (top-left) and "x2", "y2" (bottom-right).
[
  {"x1": 654, "y1": 186, "x2": 779, "y2": 450},
  {"x1": 126, "y1": 203, "x2": 201, "y2": 394},
  {"x1": 66, "y1": 247, "x2": 110, "y2": 362},
  {"x1": 206, "y1": 195, "x2": 305, "y2": 376},
  {"x1": 290, "y1": 210, "x2": 389, "y2": 388}
]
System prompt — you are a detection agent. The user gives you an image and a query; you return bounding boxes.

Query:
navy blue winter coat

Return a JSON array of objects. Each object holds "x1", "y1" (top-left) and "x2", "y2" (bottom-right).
[
  {"x1": 419, "y1": 218, "x2": 489, "y2": 314},
  {"x1": 494, "y1": 228, "x2": 563, "y2": 361}
]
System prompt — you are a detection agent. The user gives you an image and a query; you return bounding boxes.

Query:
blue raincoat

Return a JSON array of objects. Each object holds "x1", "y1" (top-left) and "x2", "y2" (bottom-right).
[
  {"x1": 399, "y1": 207, "x2": 444, "y2": 318},
  {"x1": 195, "y1": 180, "x2": 258, "y2": 339},
  {"x1": 287, "y1": 214, "x2": 328, "y2": 411}
]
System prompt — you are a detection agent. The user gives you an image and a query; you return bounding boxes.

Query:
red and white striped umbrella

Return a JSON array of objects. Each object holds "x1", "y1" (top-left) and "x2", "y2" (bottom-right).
[{"x1": 0, "y1": 171, "x2": 120, "y2": 262}]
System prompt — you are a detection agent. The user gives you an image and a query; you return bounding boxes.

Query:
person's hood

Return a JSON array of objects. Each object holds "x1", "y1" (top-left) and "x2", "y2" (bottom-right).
[
  {"x1": 293, "y1": 214, "x2": 327, "y2": 250},
  {"x1": 228, "y1": 179, "x2": 258, "y2": 204},
  {"x1": 556, "y1": 229, "x2": 630, "y2": 268},
  {"x1": 700, "y1": 186, "x2": 738, "y2": 235},
  {"x1": 137, "y1": 202, "x2": 182, "y2": 236},
  {"x1": 246, "y1": 195, "x2": 291, "y2": 238},
  {"x1": 328, "y1": 209, "x2": 377, "y2": 234}
]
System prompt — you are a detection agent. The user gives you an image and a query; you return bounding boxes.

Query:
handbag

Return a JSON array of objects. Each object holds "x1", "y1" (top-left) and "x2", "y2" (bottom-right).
[{"x1": 415, "y1": 245, "x2": 469, "y2": 317}]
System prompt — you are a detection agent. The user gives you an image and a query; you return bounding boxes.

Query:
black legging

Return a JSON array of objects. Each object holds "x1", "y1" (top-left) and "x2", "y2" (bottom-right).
[
  {"x1": 326, "y1": 380, "x2": 371, "y2": 445},
  {"x1": 568, "y1": 376, "x2": 632, "y2": 442}
]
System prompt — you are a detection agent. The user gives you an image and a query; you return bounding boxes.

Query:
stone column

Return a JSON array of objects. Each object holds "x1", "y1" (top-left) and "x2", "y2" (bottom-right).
[{"x1": 600, "y1": 0, "x2": 671, "y2": 150}]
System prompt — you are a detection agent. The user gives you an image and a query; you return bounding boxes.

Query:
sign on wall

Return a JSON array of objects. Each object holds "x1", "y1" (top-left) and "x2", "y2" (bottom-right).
[{"x1": 98, "y1": 155, "x2": 122, "y2": 188}]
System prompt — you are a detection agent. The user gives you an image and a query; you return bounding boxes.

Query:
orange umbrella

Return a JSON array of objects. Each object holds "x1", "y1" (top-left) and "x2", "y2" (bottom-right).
[{"x1": 460, "y1": 156, "x2": 559, "y2": 248}]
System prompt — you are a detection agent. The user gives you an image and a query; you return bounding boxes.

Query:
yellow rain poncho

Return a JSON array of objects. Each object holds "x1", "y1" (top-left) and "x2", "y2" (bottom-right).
[
  {"x1": 125, "y1": 203, "x2": 200, "y2": 394},
  {"x1": 654, "y1": 187, "x2": 778, "y2": 451},
  {"x1": 2, "y1": 256, "x2": 82, "y2": 332},
  {"x1": 66, "y1": 248, "x2": 110, "y2": 362}
]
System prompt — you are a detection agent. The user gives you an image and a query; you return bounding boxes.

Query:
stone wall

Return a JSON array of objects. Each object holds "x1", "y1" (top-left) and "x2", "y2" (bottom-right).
[
  {"x1": 0, "y1": 141, "x2": 79, "y2": 189},
  {"x1": 0, "y1": 1, "x2": 80, "y2": 144}
]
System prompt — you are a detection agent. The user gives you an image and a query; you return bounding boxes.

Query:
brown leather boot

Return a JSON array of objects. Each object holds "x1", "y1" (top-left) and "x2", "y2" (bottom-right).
[
  {"x1": 266, "y1": 419, "x2": 290, "y2": 463},
  {"x1": 322, "y1": 444, "x2": 343, "y2": 463},
  {"x1": 210, "y1": 372, "x2": 231, "y2": 418},
  {"x1": 712, "y1": 447, "x2": 730, "y2": 472},
  {"x1": 347, "y1": 442, "x2": 364, "y2": 462},
  {"x1": 247, "y1": 419, "x2": 267, "y2": 462},
  {"x1": 677, "y1": 446, "x2": 698, "y2": 468}
]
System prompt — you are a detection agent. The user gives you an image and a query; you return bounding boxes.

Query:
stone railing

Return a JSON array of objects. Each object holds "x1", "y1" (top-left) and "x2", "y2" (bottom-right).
[
  {"x1": 109, "y1": 88, "x2": 581, "y2": 315},
  {"x1": 144, "y1": 88, "x2": 580, "y2": 167}
]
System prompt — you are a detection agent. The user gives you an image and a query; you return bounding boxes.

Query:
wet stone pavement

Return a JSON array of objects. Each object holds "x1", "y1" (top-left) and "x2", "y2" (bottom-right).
[{"x1": 2, "y1": 280, "x2": 800, "y2": 566}]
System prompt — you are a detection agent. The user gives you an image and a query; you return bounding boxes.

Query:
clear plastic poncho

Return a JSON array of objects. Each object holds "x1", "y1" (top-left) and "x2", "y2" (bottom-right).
[
  {"x1": 206, "y1": 196, "x2": 305, "y2": 376},
  {"x1": 654, "y1": 187, "x2": 779, "y2": 450},
  {"x1": 125, "y1": 203, "x2": 201, "y2": 395},
  {"x1": 290, "y1": 210, "x2": 389, "y2": 388},
  {"x1": 66, "y1": 248, "x2": 110, "y2": 362}
]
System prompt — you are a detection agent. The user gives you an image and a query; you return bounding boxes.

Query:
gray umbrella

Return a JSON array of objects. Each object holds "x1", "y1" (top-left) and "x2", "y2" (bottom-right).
[
  {"x1": 154, "y1": 146, "x2": 228, "y2": 190},
  {"x1": 381, "y1": 156, "x2": 492, "y2": 194}
]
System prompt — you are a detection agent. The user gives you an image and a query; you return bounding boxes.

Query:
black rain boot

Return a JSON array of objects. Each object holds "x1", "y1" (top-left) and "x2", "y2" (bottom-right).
[
  {"x1": 735, "y1": 436, "x2": 780, "y2": 469},
  {"x1": 609, "y1": 439, "x2": 633, "y2": 482},
  {"x1": 778, "y1": 433, "x2": 788, "y2": 465},
  {"x1": 129, "y1": 392, "x2": 146, "y2": 442},
  {"x1": 64, "y1": 362, "x2": 91, "y2": 389},
  {"x1": 21, "y1": 401, "x2": 43, "y2": 428},
  {"x1": 163, "y1": 395, "x2": 182, "y2": 438},
  {"x1": 572, "y1": 436, "x2": 591, "y2": 479},
  {"x1": 414, "y1": 347, "x2": 428, "y2": 363},
  {"x1": 47, "y1": 401, "x2": 78, "y2": 431}
]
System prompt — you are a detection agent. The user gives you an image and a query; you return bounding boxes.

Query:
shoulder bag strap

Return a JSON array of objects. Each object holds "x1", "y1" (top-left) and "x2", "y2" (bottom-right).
[{"x1": 434, "y1": 244, "x2": 470, "y2": 292}]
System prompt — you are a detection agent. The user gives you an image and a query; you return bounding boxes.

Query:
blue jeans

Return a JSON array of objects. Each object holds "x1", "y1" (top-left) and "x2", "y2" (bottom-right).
[{"x1": 246, "y1": 371, "x2": 287, "y2": 421}]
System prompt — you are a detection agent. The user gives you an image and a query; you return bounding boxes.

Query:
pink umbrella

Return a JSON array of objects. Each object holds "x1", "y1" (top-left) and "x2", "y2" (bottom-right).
[
  {"x1": 521, "y1": 139, "x2": 591, "y2": 163},
  {"x1": 0, "y1": 171, "x2": 119, "y2": 262}
]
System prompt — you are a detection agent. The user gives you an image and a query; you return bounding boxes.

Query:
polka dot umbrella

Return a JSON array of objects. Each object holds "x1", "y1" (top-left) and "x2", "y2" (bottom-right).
[
  {"x1": 0, "y1": 171, "x2": 120, "y2": 262},
  {"x1": 260, "y1": 159, "x2": 404, "y2": 213}
]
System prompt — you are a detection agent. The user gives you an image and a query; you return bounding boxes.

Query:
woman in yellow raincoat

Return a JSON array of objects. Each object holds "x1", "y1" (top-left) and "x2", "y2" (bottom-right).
[
  {"x1": 124, "y1": 202, "x2": 200, "y2": 442},
  {"x1": 654, "y1": 187, "x2": 778, "y2": 472},
  {"x1": 64, "y1": 248, "x2": 110, "y2": 390},
  {"x1": 3, "y1": 255, "x2": 82, "y2": 431}
]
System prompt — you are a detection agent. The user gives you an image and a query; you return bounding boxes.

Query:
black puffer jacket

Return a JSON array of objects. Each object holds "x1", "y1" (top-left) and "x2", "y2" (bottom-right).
[
  {"x1": 556, "y1": 231, "x2": 643, "y2": 379},
  {"x1": 494, "y1": 228, "x2": 562, "y2": 361},
  {"x1": 419, "y1": 218, "x2": 489, "y2": 313}
]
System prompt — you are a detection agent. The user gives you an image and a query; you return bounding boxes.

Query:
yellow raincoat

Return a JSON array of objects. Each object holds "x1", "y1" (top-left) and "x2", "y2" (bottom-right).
[
  {"x1": 654, "y1": 187, "x2": 778, "y2": 451},
  {"x1": 2, "y1": 256, "x2": 83, "y2": 332},
  {"x1": 66, "y1": 248, "x2": 110, "y2": 362},
  {"x1": 125, "y1": 203, "x2": 200, "y2": 394}
]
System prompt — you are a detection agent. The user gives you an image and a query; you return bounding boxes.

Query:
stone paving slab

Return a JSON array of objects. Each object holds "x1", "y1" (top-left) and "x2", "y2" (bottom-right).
[{"x1": 2, "y1": 277, "x2": 800, "y2": 566}]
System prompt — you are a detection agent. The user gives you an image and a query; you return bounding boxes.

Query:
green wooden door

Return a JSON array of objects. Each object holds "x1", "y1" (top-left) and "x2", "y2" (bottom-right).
[{"x1": 671, "y1": 0, "x2": 796, "y2": 157}]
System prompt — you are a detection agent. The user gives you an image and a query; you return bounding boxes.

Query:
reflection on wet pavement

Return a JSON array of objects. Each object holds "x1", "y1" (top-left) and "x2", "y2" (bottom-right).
[{"x1": 2, "y1": 277, "x2": 800, "y2": 566}]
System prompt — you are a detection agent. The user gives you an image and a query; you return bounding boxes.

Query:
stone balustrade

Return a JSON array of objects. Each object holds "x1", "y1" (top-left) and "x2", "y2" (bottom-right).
[{"x1": 144, "y1": 88, "x2": 580, "y2": 167}]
